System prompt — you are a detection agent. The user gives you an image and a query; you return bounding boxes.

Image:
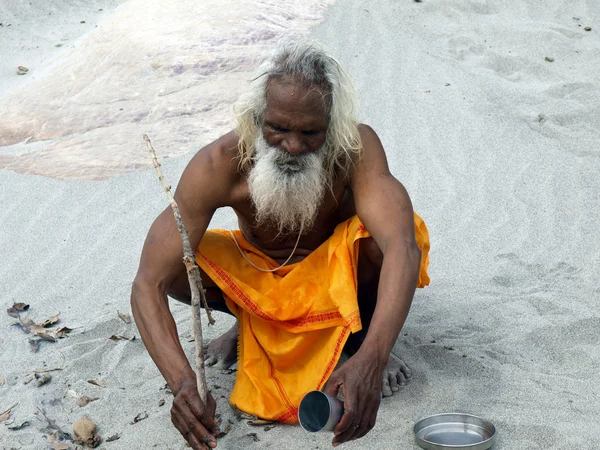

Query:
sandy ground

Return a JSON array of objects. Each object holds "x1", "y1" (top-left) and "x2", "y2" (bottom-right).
[{"x1": 1, "y1": 0, "x2": 600, "y2": 449}]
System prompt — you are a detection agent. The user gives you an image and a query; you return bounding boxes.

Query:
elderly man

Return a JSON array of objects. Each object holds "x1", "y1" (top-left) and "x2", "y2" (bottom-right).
[{"x1": 131, "y1": 40, "x2": 429, "y2": 449}]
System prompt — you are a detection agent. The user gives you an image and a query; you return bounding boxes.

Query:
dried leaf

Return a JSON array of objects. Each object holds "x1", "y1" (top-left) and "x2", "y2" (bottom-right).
[
  {"x1": 76, "y1": 396, "x2": 98, "y2": 407},
  {"x1": 34, "y1": 331, "x2": 58, "y2": 342},
  {"x1": 219, "y1": 421, "x2": 232, "y2": 436},
  {"x1": 87, "y1": 379, "x2": 106, "y2": 388},
  {"x1": 239, "y1": 412, "x2": 255, "y2": 421},
  {"x1": 159, "y1": 384, "x2": 173, "y2": 395},
  {"x1": 27, "y1": 322, "x2": 46, "y2": 334},
  {"x1": 35, "y1": 373, "x2": 52, "y2": 387},
  {"x1": 7, "y1": 302, "x2": 29, "y2": 317},
  {"x1": 0, "y1": 404, "x2": 16, "y2": 422},
  {"x1": 158, "y1": 399, "x2": 165, "y2": 407},
  {"x1": 42, "y1": 313, "x2": 60, "y2": 328},
  {"x1": 247, "y1": 419, "x2": 274, "y2": 426},
  {"x1": 106, "y1": 433, "x2": 121, "y2": 442},
  {"x1": 23, "y1": 373, "x2": 35, "y2": 384},
  {"x1": 109, "y1": 335, "x2": 135, "y2": 342},
  {"x1": 28, "y1": 339, "x2": 41, "y2": 352},
  {"x1": 130, "y1": 411, "x2": 148, "y2": 424},
  {"x1": 47, "y1": 430, "x2": 59, "y2": 442},
  {"x1": 50, "y1": 443, "x2": 71, "y2": 450},
  {"x1": 73, "y1": 416, "x2": 101, "y2": 447},
  {"x1": 263, "y1": 424, "x2": 276, "y2": 432},
  {"x1": 56, "y1": 327, "x2": 74, "y2": 338},
  {"x1": 16, "y1": 66, "x2": 29, "y2": 75},
  {"x1": 7, "y1": 419, "x2": 31, "y2": 430},
  {"x1": 37, "y1": 407, "x2": 71, "y2": 441},
  {"x1": 0, "y1": 377, "x2": 4, "y2": 385},
  {"x1": 117, "y1": 311, "x2": 131, "y2": 324},
  {"x1": 245, "y1": 432, "x2": 260, "y2": 442},
  {"x1": 34, "y1": 368, "x2": 63, "y2": 375}
]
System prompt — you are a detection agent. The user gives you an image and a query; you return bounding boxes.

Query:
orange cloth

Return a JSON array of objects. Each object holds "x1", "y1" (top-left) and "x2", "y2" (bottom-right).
[{"x1": 195, "y1": 214, "x2": 430, "y2": 424}]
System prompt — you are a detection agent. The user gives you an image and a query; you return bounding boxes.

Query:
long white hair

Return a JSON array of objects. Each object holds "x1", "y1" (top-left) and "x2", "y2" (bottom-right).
[{"x1": 233, "y1": 39, "x2": 362, "y2": 186}]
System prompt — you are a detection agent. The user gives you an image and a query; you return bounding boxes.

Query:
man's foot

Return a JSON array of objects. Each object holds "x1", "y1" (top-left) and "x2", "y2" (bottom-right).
[
  {"x1": 204, "y1": 322, "x2": 238, "y2": 369},
  {"x1": 381, "y1": 353, "x2": 412, "y2": 397}
]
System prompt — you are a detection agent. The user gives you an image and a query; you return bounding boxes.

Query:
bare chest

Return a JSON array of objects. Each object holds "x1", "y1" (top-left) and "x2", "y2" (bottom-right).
[{"x1": 228, "y1": 179, "x2": 355, "y2": 263}]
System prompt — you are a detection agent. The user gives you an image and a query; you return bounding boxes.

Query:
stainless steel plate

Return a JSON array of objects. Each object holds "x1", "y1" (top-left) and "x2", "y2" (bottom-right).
[{"x1": 413, "y1": 413, "x2": 496, "y2": 450}]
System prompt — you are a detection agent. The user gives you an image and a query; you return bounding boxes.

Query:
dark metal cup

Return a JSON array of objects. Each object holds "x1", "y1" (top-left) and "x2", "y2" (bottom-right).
[{"x1": 298, "y1": 390, "x2": 344, "y2": 432}]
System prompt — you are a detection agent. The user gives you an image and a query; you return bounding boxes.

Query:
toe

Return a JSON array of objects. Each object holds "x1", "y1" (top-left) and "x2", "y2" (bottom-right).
[
  {"x1": 389, "y1": 374, "x2": 400, "y2": 392},
  {"x1": 397, "y1": 372, "x2": 407, "y2": 387},
  {"x1": 399, "y1": 361, "x2": 412, "y2": 379},
  {"x1": 381, "y1": 377, "x2": 393, "y2": 397}
]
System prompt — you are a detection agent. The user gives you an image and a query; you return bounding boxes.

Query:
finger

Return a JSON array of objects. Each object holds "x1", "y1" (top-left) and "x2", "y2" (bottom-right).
[
  {"x1": 323, "y1": 374, "x2": 341, "y2": 397},
  {"x1": 333, "y1": 386, "x2": 357, "y2": 436},
  {"x1": 333, "y1": 390, "x2": 362, "y2": 446},
  {"x1": 186, "y1": 397, "x2": 218, "y2": 432},
  {"x1": 381, "y1": 376, "x2": 393, "y2": 398},
  {"x1": 334, "y1": 415, "x2": 362, "y2": 446},
  {"x1": 185, "y1": 415, "x2": 216, "y2": 449},
  {"x1": 172, "y1": 413, "x2": 210, "y2": 450},
  {"x1": 356, "y1": 401, "x2": 378, "y2": 440}
]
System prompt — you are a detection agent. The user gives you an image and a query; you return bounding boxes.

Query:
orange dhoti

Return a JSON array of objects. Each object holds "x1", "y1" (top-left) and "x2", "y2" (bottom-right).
[{"x1": 195, "y1": 214, "x2": 430, "y2": 423}]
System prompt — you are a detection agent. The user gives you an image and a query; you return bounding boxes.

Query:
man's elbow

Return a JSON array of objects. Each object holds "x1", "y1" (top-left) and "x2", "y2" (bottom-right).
[
  {"x1": 406, "y1": 239, "x2": 421, "y2": 270},
  {"x1": 130, "y1": 274, "x2": 163, "y2": 309}
]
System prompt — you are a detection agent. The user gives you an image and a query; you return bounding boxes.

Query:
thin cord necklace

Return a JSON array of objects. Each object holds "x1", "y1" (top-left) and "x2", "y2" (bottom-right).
[{"x1": 229, "y1": 224, "x2": 304, "y2": 273}]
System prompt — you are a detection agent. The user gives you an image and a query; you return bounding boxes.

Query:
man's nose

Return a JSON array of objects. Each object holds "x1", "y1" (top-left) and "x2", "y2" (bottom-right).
[{"x1": 281, "y1": 133, "x2": 305, "y2": 156}]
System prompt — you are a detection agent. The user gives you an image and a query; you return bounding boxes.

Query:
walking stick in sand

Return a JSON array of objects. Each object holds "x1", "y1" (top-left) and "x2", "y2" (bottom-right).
[{"x1": 143, "y1": 134, "x2": 215, "y2": 405}]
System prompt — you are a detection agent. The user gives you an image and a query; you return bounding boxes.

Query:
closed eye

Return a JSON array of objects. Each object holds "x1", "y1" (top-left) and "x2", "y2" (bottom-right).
[{"x1": 267, "y1": 123, "x2": 289, "y2": 133}]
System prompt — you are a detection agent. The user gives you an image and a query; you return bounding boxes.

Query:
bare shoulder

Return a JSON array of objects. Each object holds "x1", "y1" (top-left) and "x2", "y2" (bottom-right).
[
  {"x1": 351, "y1": 124, "x2": 391, "y2": 186},
  {"x1": 175, "y1": 130, "x2": 243, "y2": 211},
  {"x1": 356, "y1": 123, "x2": 387, "y2": 157}
]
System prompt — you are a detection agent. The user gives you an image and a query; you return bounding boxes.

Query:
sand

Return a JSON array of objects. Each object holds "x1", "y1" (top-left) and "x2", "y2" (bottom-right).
[{"x1": 1, "y1": 0, "x2": 599, "y2": 449}]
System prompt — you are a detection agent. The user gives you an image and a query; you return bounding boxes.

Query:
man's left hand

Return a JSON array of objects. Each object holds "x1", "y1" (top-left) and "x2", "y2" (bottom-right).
[{"x1": 323, "y1": 348, "x2": 385, "y2": 446}]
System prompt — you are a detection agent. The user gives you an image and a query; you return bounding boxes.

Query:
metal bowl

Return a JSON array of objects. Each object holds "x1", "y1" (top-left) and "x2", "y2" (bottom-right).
[{"x1": 413, "y1": 413, "x2": 496, "y2": 450}]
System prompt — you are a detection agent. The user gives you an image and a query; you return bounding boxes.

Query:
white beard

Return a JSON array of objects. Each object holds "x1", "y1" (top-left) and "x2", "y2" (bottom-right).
[{"x1": 248, "y1": 131, "x2": 327, "y2": 236}]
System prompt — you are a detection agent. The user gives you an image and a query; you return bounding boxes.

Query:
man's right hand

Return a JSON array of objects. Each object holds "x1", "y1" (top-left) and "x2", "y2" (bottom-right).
[{"x1": 171, "y1": 379, "x2": 219, "y2": 449}]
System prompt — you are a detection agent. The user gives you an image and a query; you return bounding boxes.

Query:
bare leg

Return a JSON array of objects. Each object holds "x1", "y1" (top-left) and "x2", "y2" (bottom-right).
[
  {"x1": 168, "y1": 270, "x2": 238, "y2": 369},
  {"x1": 344, "y1": 238, "x2": 412, "y2": 398}
]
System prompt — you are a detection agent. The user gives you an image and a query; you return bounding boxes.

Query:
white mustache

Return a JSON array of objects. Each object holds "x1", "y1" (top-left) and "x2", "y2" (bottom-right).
[{"x1": 248, "y1": 132, "x2": 327, "y2": 236}]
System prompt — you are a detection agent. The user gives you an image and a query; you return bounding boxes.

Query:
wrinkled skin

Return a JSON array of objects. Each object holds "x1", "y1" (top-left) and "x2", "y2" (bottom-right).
[
  {"x1": 324, "y1": 349, "x2": 383, "y2": 446},
  {"x1": 171, "y1": 380, "x2": 219, "y2": 450}
]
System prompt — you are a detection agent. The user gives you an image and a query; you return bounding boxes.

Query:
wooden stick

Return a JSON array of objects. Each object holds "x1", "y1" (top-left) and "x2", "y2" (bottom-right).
[{"x1": 143, "y1": 134, "x2": 215, "y2": 404}]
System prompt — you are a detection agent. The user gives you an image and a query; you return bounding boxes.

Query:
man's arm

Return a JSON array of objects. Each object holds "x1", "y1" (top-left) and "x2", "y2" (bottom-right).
[
  {"x1": 351, "y1": 125, "x2": 421, "y2": 366},
  {"x1": 130, "y1": 132, "x2": 239, "y2": 450},
  {"x1": 326, "y1": 124, "x2": 422, "y2": 446}
]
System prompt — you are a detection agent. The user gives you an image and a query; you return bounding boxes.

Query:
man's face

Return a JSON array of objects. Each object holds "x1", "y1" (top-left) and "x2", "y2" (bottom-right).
[
  {"x1": 248, "y1": 79, "x2": 330, "y2": 235},
  {"x1": 261, "y1": 78, "x2": 329, "y2": 157}
]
